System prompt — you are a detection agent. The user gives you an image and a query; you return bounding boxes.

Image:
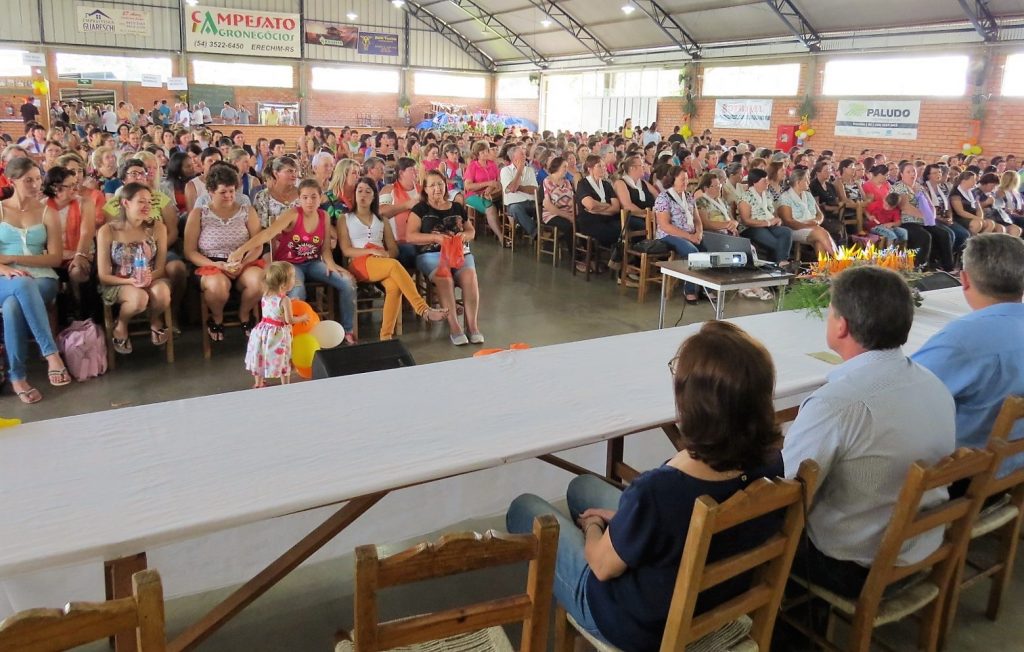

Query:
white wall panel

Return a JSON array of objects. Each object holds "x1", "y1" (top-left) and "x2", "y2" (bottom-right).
[
  {"x1": 0, "y1": 1, "x2": 41, "y2": 44},
  {"x1": 41, "y1": 0, "x2": 180, "y2": 51},
  {"x1": 304, "y1": 0, "x2": 405, "y2": 66},
  {"x1": 191, "y1": 0, "x2": 300, "y2": 12},
  {"x1": 409, "y1": 29, "x2": 489, "y2": 72}
]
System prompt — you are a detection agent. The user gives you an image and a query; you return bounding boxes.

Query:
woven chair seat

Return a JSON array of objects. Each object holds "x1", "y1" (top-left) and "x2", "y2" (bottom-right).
[
  {"x1": 566, "y1": 613, "x2": 757, "y2": 652},
  {"x1": 796, "y1": 574, "x2": 939, "y2": 627},
  {"x1": 335, "y1": 626, "x2": 514, "y2": 652},
  {"x1": 971, "y1": 494, "x2": 1018, "y2": 538}
]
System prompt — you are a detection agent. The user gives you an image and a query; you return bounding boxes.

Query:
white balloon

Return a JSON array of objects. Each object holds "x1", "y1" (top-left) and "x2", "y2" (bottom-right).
[{"x1": 310, "y1": 320, "x2": 345, "y2": 349}]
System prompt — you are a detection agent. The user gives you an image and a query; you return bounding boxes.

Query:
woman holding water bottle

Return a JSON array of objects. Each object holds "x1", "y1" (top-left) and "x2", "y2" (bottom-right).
[{"x1": 96, "y1": 182, "x2": 171, "y2": 354}]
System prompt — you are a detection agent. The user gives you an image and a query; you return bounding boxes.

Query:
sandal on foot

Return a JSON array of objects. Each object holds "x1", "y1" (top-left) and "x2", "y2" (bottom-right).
[
  {"x1": 206, "y1": 318, "x2": 224, "y2": 342},
  {"x1": 241, "y1": 317, "x2": 257, "y2": 339},
  {"x1": 15, "y1": 387, "x2": 42, "y2": 404},
  {"x1": 422, "y1": 307, "x2": 448, "y2": 322},
  {"x1": 151, "y1": 327, "x2": 169, "y2": 346},
  {"x1": 112, "y1": 336, "x2": 133, "y2": 355},
  {"x1": 48, "y1": 368, "x2": 72, "y2": 387}
]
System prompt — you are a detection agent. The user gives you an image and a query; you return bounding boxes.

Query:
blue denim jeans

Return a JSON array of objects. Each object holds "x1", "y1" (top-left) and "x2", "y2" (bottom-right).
[
  {"x1": 660, "y1": 235, "x2": 700, "y2": 294},
  {"x1": 946, "y1": 221, "x2": 970, "y2": 253},
  {"x1": 506, "y1": 475, "x2": 623, "y2": 644},
  {"x1": 288, "y1": 260, "x2": 356, "y2": 332},
  {"x1": 870, "y1": 225, "x2": 908, "y2": 244},
  {"x1": 506, "y1": 201, "x2": 537, "y2": 236},
  {"x1": 0, "y1": 276, "x2": 58, "y2": 381},
  {"x1": 745, "y1": 225, "x2": 793, "y2": 263}
]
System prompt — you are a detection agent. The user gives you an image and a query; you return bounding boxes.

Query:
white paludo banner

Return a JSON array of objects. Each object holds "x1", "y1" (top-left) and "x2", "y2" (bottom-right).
[
  {"x1": 835, "y1": 100, "x2": 921, "y2": 140},
  {"x1": 185, "y1": 5, "x2": 301, "y2": 58},
  {"x1": 713, "y1": 99, "x2": 773, "y2": 130}
]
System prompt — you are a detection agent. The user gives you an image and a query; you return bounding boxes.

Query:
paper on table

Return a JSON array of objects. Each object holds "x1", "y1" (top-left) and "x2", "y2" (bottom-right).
[{"x1": 807, "y1": 351, "x2": 843, "y2": 365}]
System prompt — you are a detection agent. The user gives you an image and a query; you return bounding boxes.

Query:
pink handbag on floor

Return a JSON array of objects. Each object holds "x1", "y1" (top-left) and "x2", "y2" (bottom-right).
[{"x1": 57, "y1": 320, "x2": 107, "y2": 382}]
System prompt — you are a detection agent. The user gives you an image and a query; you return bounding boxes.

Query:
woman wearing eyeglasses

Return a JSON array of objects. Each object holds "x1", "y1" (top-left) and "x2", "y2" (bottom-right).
[{"x1": 42, "y1": 165, "x2": 95, "y2": 292}]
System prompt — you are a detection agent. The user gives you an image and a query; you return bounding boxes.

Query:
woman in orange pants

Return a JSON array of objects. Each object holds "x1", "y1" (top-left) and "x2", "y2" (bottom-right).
[{"x1": 338, "y1": 176, "x2": 447, "y2": 340}]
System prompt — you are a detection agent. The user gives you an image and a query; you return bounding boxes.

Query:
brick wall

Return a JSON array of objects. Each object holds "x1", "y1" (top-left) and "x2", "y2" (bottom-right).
[
  {"x1": 494, "y1": 98, "x2": 539, "y2": 126},
  {"x1": 656, "y1": 54, "x2": 1024, "y2": 161}
]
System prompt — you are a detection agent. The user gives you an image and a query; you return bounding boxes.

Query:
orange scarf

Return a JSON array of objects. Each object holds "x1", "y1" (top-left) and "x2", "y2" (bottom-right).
[
  {"x1": 391, "y1": 182, "x2": 421, "y2": 243},
  {"x1": 48, "y1": 198, "x2": 83, "y2": 253}
]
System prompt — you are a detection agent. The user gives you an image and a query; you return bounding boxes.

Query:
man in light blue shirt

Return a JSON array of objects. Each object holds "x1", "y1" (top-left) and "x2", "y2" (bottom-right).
[
  {"x1": 782, "y1": 266, "x2": 955, "y2": 600},
  {"x1": 913, "y1": 234, "x2": 1024, "y2": 478}
]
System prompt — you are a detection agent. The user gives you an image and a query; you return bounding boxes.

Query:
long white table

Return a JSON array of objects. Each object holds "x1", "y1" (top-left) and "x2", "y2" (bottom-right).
[{"x1": 0, "y1": 288, "x2": 969, "y2": 647}]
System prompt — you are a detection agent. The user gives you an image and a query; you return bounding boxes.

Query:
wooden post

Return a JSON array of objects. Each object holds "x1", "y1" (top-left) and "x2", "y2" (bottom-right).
[{"x1": 104, "y1": 552, "x2": 149, "y2": 652}]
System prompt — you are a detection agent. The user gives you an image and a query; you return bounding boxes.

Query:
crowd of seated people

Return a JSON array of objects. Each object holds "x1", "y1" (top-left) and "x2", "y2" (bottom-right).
[{"x1": 4, "y1": 106, "x2": 1024, "y2": 402}]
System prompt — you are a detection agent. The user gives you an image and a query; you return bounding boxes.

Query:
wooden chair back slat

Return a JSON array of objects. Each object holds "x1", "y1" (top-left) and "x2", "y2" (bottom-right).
[
  {"x1": 0, "y1": 570, "x2": 165, "y2": 652},
  {"x1": 377, "y1": 597, "x2": 531, "y2": 650},
  {"x1": 657, "y1": 460, "x2": 820, "y2": 652},
  {"x1": 375, "y1": 532, "x2": 539, "y2": 587},
  {"x1": 982, "y1": 396, "x2": 1024, "y2": 498},
  {"x1": 855, "y1": 448, "x2": 993, "y2": 638},
  {"x1": 352, "y1": 515, "x2": 558, "y2": 652}
]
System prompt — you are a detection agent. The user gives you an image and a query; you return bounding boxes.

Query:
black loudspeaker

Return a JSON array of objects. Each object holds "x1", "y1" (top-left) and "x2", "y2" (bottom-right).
[
  {"x1": 312, "y1": 340, "x2": 416, "y2": 379},
  {"x1": 911, "y1": 272, "x2": 962, "y2": 292}
]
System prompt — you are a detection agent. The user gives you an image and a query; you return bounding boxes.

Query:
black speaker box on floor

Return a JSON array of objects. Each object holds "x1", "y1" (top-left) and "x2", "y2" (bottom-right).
[
  {"x1": 911, "y1": 272, "x2": 962, "y2": 292},
  {"x1": 311, "y1": 340, "x2": 416, "y2": 379}
]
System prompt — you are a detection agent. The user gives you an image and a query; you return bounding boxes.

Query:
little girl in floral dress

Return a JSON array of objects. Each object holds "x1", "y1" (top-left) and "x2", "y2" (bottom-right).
[{"x1": 245, "y1": 261, "x2": 308, "y2": 387}]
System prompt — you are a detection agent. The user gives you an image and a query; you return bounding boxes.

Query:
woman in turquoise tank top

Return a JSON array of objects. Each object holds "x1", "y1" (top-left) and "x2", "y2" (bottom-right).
[{"x1": 0, "y1": 158, "x2": 71, "y2": 403}]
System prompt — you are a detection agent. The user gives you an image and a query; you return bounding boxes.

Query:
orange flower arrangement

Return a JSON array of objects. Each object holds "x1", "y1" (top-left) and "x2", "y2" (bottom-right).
[{"x1": 789, "y1": 245, "x2": 923, "y2": 316}]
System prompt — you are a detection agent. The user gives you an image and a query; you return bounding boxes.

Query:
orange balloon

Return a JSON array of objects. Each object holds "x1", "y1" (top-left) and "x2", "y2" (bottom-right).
[
  {"x1": 290, "y1": 300, "x2": 320, "y2": 335},
  {"x1": 509, "y1": 342, "x2": 531, "y2": 350},
  {"x1": 473, "y1": 348, "x2": 504, "y2": 357},
  {"x1": 294, "y1": 365, "x2": 312, "y2": 379}
]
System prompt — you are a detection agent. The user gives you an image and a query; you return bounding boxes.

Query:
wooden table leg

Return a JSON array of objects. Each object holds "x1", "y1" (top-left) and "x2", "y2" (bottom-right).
[
  {"x1": 169, "y1": 492, "x2": 386, "y2": 652},
  {"x1": 662, "y1": 424, "x2": 685, "y2": 451},
  {"x1": 105, "y1": 552, "x2": 148, "y2": 652},
  {"x1": 605, "y1": 437, "x2": 624, "y2": 483}
]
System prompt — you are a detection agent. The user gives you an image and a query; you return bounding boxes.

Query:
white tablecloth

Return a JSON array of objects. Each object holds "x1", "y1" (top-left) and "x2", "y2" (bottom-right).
[{"x1": 0, "y1": 288, "x2": 969, "y2": 616}]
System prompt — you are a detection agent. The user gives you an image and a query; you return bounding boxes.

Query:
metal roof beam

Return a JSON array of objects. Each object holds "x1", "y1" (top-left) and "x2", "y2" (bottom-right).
[
  {"x1": 399, "y1": 0, "x2": 497, "y2": 71},
  {"x1": 762, "y1": 0, "x2": 822, "y2": 52},
  {"x1": 448, "y1": 0, "x2": 549, "y2": 68},
  {"x1": 632, "y1": 0, "x2": 701, "y2": 58},
  {"x1": 957, "y1": 0, "x2": 999, "y2": 42},
  {"x1": 524, "y1": 0, "x2": 614, "y2": 64}
]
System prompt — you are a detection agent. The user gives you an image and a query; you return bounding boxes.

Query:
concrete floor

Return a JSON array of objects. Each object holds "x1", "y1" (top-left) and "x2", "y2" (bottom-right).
[{"x1": 15, "y1": 238, "x2": 1024, "y2": 651}]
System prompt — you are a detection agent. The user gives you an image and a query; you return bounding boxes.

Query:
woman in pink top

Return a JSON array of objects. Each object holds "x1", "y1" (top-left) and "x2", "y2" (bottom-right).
[
  {"x1": 228, "y1": 178, "x2": 357, "y2": 343},
  {"x1": 463, "y1": 140, "x2": 502, "y2": 239}
]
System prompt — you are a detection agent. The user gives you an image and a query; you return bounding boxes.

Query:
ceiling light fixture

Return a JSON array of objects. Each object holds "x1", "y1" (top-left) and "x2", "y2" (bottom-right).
[
  {"x1": 392, "y1": 0, "x2": 405, "y2": 7},
  {"x1": 184, "y1": 0, "x2": 198, "y2": 6},
  {"x1": 621, "y1": 4, "x2": 635, "y2": 14},
  {"x1": 347, "y1": 11, "x2": 358, "y2": 20},
  {"x1": 541, "y1": 18, "x2": 552, "y2": 27}
]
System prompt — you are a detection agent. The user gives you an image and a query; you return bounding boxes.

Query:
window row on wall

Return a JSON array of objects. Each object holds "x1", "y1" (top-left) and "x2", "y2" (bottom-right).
[{"x1": 7, "y1": 48, "x2": 1024, "y2": 99}]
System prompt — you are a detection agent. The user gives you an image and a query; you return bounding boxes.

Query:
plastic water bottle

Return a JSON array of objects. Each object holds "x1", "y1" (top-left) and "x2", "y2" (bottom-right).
[{"x1": 133, "y1": 247, "x2": 146, "y2": 284}]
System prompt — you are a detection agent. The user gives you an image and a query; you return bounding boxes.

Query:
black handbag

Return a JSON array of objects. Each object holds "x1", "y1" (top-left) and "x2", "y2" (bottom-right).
[{"x1": 632, "y1": 239, "x2": 670, "y2": 255}]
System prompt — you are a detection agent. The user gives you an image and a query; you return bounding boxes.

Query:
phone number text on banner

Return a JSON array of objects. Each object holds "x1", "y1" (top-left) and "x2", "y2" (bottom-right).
[
  {"x1": 186, "y1": 6, "x2": 301, "y2": 58},
  {"x1": 713, "y1": 99, "x2": 774, "y2": 130}
]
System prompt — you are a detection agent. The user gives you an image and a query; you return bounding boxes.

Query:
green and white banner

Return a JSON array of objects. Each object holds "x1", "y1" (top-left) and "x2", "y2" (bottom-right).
[
  {"x1": 835, "y1": 100, "x2": 921, "y2": 140},
  {"x1": 185, "y1": 5, "x2": 301, "y2": 59}
]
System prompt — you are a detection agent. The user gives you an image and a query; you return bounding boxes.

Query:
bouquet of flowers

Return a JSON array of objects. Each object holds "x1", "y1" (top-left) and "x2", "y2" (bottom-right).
[{"x1": 787, "y1": 245, "x2": 923, "y2": 317}]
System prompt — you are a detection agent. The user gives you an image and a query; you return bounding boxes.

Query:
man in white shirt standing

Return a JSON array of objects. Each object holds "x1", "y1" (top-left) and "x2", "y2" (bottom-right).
[
  {"x1": 200, "y1": 101, "x2": 212, "y2": 125},
  {"x1": 191, "y1": 103, "x2": 205, "y2": 127},
  {"x1": 782, "y1": 266, "x2": 955, "y2": 600},
  {"x1": 220, "y1": 101, "x2": 238, "y2": 125},
  {"x1": 175, "y1": 103, "x2": 191, "y2": 128},
  {"x1": 500, "y1": 145, "x2": 539, "y2": 237},
  {"x1": 101, "y1": 104, "x2": 118, "y2": 134}
]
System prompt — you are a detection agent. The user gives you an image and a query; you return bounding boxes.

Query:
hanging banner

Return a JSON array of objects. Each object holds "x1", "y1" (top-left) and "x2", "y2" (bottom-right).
[
  {"x1": 185, "y1": 5, "x2": 301, "y2": 59},
  {"x1": 166, "y1": 77, "x2": 188, "y2": 91},
  {"x1": 77, "y1": 6, "x2": 151, "y2": 37},
  {"x1": 357, "y1": 32, "x2": 399, "y2": 57},
  {"x1": 835, "y1": 100, "x2": 921, "y2": 140},
  {"x1": 713, "y1": 99, "x2": 773, "y2": 130},
  {"x1": 303, "y1": 21, "x2": 358, "y2": 49},
  {"x1": 140, "y1": 73, "x2": 162, "y2": 88}
]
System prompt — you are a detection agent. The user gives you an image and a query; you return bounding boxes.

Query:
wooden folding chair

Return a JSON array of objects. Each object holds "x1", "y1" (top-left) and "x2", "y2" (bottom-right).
[
  {"x1": 499, "y1": 204, "x2": 520, "y2": 251},
  {"x1": 198, "y1": 290, "x2": 241, "y2": 360},
  {"x1": 535, "y1": 187, "x2": 560, "y2": 267},
  {"x1": 944, "y1": 396, "x2": 1024, "y2": 632},
  {"x1": 839, "y1": 205, "x2": 884, "y2": 250},
  {"x1": 102, "y1": 302, "x2": 175, "y2": 371},
  {"x1": 353, "y1": 282, "x2": 401, "y2": 340},
  {"x1": 572, "y1": 206, "x2": 612, "y2": 282},
  {"x1": 336, "y1": 514, "x2": 558, "y2": 652},
  {"x1": 620, "y1": 209, "x2": 673, "y2": 303},
  {"x1": 304, "y1": 281, "x2": 337, "y2": 321},
  {"x1": 0, "y1": 569, "x2": 165, "y2": 652},
  {"x1": 556, "y1": 460, "x2": 820, "y2": 652},
  {"x1": 781, "y1": 448, "x2": 994, "y2": 652}
]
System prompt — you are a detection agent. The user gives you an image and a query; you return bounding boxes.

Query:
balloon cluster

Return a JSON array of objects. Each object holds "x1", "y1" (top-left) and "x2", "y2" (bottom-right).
[
  {"x1": 795, "y1": 114, "x2": 816, "y2": 142},
  {"x1": 31, "y1": 80, "x2": 48, "y2": 96},
  {"x1": 680, "y1": 123, "x2": 693, "y2": 139},
  {"x1": 962, "y1": 142, "x2": 983, "y2": 156},
  {"x1": 289, "y1": 300, "x2": 346, "y2": 379}
]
